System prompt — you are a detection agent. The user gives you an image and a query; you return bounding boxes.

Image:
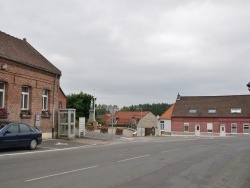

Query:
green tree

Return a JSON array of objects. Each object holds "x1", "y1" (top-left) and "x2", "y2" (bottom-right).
[
  {"x1": 120, "y1": 103, "x2": 171, "y2": 116},
  {"x1": 96, "y1": 104, "x2": 109, "y2": 116},
  {"x1": 66, "y1": 92, "x2": 93, "y2": 120}
]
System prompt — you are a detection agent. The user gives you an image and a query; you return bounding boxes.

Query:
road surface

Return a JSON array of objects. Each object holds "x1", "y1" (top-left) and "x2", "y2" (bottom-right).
[{"x1": 0, "y1": 136, "x2": 250, "y2": 188}]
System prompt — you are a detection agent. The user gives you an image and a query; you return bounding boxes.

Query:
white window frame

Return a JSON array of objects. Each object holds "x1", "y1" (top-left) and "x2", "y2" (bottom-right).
[
  {"x1": 243, "y1": 124, "x2": 249, "y2": 134},
  {"x1": 207, "y1": 123, "x2": 213, "y2": 133},
  {"x1": 231, "y1": 123, "x2": 237, "y2": 134},
  {"x1": 21, "y1": 86, "x2": 29, "y2": 110},
  {"x1": 184, "y1": 123, "x2": 189, "y2": 132},
  {"x1": 160, "y1": 121, "x2": 164, "y2": 130},
  {"x1": 0, "y1": 82, "x2": 5, "y2": 108},
  {"x1": 42, "y1": 90, "x2": 49, "y2": 111}
]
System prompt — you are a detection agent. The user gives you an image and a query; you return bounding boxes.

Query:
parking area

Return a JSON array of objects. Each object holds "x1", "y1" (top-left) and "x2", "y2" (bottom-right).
[{"x1": 0, "y1": 138, "x2": 107, "y2": 156}]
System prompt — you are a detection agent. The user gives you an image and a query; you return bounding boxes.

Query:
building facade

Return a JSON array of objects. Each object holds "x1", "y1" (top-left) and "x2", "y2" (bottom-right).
[
  {"x1": 171, "y1": 94, "x2": 250, "y2": 136},
  {"x1": 0, "y1": 31, "x2": 66, "y2": 138}
]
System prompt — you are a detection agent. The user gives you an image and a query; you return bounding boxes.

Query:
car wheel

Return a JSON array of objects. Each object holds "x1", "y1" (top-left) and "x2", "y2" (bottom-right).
[{"x1": 29, "y1": 139, "x2": 38, "y2": 150}]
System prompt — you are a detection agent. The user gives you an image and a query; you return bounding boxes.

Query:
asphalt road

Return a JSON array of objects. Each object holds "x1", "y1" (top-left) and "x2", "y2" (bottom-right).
[{"x1": 0, "y1": 136, "x2": 250, "y2": 188}]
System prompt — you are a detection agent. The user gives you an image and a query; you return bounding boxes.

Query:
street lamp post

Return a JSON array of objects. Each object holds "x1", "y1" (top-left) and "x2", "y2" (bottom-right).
[
  {"x1": 108, "y1": 105, "x2": 119, "y2": 140},
  {"x1": 137, "y1": 108, "x2": 143, "y2": 136},
  {"x1": 157, "y1": 115, "x2": 161, "y2": 136}
]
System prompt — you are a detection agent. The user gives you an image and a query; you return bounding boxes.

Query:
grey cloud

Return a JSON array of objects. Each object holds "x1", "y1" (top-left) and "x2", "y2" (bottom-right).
[{"x1": 1, "y1": 0, "x2": 250, "y2": 107}]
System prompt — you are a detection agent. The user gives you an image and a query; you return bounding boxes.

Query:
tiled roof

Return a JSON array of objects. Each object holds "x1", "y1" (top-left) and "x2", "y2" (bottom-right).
[
  {"x1": 115, "y1": 111, "x2": 149, "y2": 124},
  {"x1": 0, "y1": 31, "x2": 61, "y2": 75},
  {"x1": 160, "y1": 104, "x2": 175, "y2": 119},
  {"x1": 172, "y1": 95, "x2": 250, "y2": 118}
]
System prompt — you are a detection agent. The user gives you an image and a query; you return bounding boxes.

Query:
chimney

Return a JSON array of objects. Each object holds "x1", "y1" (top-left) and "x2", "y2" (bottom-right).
[
  {"x1": 177, "y1": 93, "x2": 180, "y2": 100},
  {"x1": 23, "y1": 38, "x2": 27, "y2": 42}
]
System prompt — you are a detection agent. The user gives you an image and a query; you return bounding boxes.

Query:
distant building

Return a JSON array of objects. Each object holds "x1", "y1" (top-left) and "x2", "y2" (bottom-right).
[
  {"x1": 0, "y1": 31, "x2": 66, "y2": 138},
  {"x1": 171, "y1": 94, "x2": 250, "y2": 136},
  {"x1": 114, "y1": 111, "x2": 157, "y2": 136},
  {"x1": 159, "y1": 104, "x2": 175, "y2": 135}
]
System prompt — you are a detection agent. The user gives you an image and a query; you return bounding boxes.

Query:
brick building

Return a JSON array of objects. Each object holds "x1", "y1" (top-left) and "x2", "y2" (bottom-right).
[
  {"x1": 0, "y1": 31, "x2": 66, "y2": 138},
  {"x1": 171, "y1": 94, "x2": 250, "y2": 136}
]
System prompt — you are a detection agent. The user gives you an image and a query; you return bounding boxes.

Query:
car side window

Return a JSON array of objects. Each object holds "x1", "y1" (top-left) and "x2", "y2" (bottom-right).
[
  {"x1": 19, "y1": 123, "x2": 31, "y2": 133},
  {"x1": 7, "y1": 124, "x2": 19, "y2": 134}
]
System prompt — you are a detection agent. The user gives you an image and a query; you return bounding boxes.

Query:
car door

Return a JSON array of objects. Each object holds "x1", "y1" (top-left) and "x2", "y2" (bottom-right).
[
  {"x1": 18, "y1": 123, "x2": 33, "y2": 147},
  {"x1": 2, "y1": 123, "x2": 19, "y2": 148}
]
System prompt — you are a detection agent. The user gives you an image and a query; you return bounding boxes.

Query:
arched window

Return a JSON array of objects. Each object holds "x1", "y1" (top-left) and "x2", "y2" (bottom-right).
[{"x1": 58, "y1": 101, "x2": 62, "y2": 109}]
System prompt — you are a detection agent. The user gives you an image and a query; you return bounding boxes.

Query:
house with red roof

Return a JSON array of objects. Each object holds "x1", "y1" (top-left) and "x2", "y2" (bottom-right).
[
  {"x1": 0, "y1": 31, "x2": 66, "y2": 138},
  {"x1": 159, "y1": 104, "x2": 175, "y2": 135},
  {"x1": 101, "y1": 111, "x2": 158, "y2": 136},
  {"x1": 115, "y1": 111, "x2": 158, "y2": 136}
]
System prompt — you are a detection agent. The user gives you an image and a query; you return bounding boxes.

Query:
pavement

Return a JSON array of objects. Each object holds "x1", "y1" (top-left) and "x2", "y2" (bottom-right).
[
  {"x1": 39, "y1": 128, "x2": 135, "y2": 149},
  {"x1": 40, "y1": 128, "x2": 234, "y2": 150}
]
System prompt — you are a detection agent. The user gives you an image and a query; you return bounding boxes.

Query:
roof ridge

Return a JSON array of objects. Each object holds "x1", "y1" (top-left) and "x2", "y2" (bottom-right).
[{"x1": 0, "y1": 31, "x2": 61, "y2": 75}]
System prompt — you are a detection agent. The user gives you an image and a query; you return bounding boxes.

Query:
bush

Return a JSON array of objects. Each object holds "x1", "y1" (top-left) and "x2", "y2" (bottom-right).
[{"x1": 115, "y1": 128, "x2": 123, "y2": 135}]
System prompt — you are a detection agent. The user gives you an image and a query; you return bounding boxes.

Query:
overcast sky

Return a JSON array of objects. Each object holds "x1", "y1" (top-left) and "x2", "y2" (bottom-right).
[{"x1": 1, "y1": 0, "x2": 250, "y2": 108}]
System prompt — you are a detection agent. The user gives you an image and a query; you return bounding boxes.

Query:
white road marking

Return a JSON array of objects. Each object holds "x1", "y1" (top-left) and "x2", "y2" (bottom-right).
[
  {"x1": 161, "y1": 148, "x2": 181, "y2": 153},
  {"x1": 55, "y1": 142, "x2": 68, "y2": 146},
  {"x1": 153, "y1": 138, "x2": 198, "y2": 143},
  {"x1": 118, "y1": 155, "x2": 149, "y2": 162},
  {"x1": 25, "y1": 165, "x2": 98, "y2": 182},
  {"x1": 0, "y1": 145, "x2": 97, "y2": 157},
  {"x1": 189, "y1": 145, "x2": 206, "y2": 148},
  {"x1": 39, "y1": 146, "x2": 59, "y2": 150}
]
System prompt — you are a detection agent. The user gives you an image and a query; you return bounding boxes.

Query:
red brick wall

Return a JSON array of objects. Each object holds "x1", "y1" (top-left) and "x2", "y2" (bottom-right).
[
  {"x1": 172, "y1": 117, "x2": 250, "y2": 135},
  {"x1": 0, "y1": 58, "x2": 66, "y2": 136},
  {"x1": 58, "y1": 88, "x2": 67, "y2": 109}
]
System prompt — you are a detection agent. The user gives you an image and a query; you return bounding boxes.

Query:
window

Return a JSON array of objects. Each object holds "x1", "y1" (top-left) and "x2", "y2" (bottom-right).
[
  {"x1": 160, "y1": 121, "x2": 164, "y2": 130},
  {"x1": 231, "y1": 123, "x2": 237, "y2": 134},
  {"x1": 207, "y1": 123, "x2": 213, "y2": 133},
  {"x1": 184, "y1": 123, "x2": 189, "y2": 132},
  {"x1": 58, "y1": 101, "x2": 62, "y2": 109},
  {"x1": 189, "y1": 109, "x2": 197, "y2": 114},
  {"x1": 20, "y1": 123, "x2": 31, "y2": 133},
  {"x1": 243, "y1": 124, "x2": 249, "y2": 134},
  {"x1": 231, "y1": 108, "x2": 241, "y2": 114},
  {"x1": 208, "y1": 109, "x2": 216, "y2": 114},
  {"x1": 42, "y1": 90, "x2": 49, "y2": 110},
  {"x1": 21, "y1": 86, "x2": 29, "y2": 110},
  {"x1": 7, "y1": 124, "x2": 19, "y2": 134},
  {"x1": 0, "y1": 82, "x2": 5, "y2": 108}
]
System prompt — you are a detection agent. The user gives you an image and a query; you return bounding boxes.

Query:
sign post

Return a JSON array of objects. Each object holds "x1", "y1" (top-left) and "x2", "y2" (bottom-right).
[
  {"x1": 79, "y1": 117, "x2": 85, "y2": 137},
  {"x1": 107, "y1": 105, "x2": 119, "y2": 140},
  {"x1": 35, "y1": 114, "x2": 40, "y2": 128}
]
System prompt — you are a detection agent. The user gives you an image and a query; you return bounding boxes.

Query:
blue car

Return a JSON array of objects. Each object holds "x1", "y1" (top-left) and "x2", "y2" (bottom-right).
[{"x1": 0, "y1": 121, "x2": 42, "y2": 150}]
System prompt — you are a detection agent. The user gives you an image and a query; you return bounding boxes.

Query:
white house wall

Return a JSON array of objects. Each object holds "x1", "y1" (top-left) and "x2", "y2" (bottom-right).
[
  {"x1": 137, "y1": 112, "x2": 157, "y2": 128},
  {"x1": 162, "y1": 119, "x2": 171, "y2": 132}
]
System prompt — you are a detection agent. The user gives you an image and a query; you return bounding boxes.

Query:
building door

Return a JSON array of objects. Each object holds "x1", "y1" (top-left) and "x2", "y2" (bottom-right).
[
  {"x1": 195, "y1": 124, "x2": 200, "y2": 136},
  {"x1": 220, "y1": 124, "x2": 226, "y2": 136}
]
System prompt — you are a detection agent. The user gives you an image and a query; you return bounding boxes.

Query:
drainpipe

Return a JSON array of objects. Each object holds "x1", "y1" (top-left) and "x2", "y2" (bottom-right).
[{"x1": 52, "y1": 74, "x2": 57, "y2": 139}]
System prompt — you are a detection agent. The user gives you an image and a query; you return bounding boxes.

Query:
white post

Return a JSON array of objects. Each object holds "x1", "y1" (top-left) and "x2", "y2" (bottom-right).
[
  {"x1": 157, "y1": 115, "x2": 161, "y2": 136},
  {"x1": 108, "y1": 105, "x2": 119, "y2": 140}
]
